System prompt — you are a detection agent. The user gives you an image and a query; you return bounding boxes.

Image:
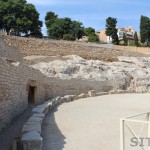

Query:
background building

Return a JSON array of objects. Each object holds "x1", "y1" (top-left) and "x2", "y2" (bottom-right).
[{"x1": 97, "y1": 26, "x2": 136, "y2": 44}]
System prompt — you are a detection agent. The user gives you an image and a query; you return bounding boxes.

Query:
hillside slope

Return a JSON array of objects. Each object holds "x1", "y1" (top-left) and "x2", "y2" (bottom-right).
[{"x1": 1, "y1": 34, "x2": 150, "y2": 62}]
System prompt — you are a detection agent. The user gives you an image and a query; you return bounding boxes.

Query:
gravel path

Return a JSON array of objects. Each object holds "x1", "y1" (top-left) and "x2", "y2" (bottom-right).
[
  {"x1": 0, "y1": 105, "x2": 33, "y2": 150},
  {"x1": 42, "y1": 94, "x2": 150, "y2": 150}
]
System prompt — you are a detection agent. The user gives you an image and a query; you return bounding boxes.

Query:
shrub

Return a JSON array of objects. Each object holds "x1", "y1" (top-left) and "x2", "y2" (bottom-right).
[
  {"x1": 88, "y1": 34, "x2": 99, "y2": 42},
  {"x1": 63, "y1": 34, "x2": 75, "y2": 41}
]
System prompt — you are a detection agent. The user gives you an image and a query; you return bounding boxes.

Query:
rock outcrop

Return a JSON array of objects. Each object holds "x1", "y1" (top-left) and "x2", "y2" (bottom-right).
[{"x1": 30, "y1": 55, "x2": 150, "y2": 93}]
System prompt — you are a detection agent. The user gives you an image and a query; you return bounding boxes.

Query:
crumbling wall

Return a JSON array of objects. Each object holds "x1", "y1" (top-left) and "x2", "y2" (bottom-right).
[
  {"x1": 1, "y1": 34, "x2": 149, "y2": 132},
  {"x1": 0, "y1": 57, "x2": 46, "y2": 131},
  {"x1": 0, "y1": 56, "x2": 127, "y2": 131},
  {"x1": 0, "y1": 35, "x2": 23, "y2": 62}
]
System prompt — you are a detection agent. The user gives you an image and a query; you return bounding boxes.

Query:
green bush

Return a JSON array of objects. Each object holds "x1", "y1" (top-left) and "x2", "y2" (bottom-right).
[
  {"x1": 63, "y1": 34, "x2": 75, "y2": 41},
  {"x1": 88, "y1": 34, "x2": 99, "y2": 42}
]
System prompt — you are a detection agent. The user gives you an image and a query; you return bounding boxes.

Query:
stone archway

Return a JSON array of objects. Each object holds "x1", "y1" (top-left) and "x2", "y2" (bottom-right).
[
  {"x1": 27, "y1": 80, "x2": 37, "y2": 104},
  {"x1": 28, "y1": 86, "x2": 36, "y2": 104}
]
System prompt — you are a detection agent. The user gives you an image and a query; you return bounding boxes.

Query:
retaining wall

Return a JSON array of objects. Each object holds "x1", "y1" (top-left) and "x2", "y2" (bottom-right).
[
  {"x1": 0, "y1": 56, "x2": 127, "y2": 131},
  {"x1": 0, "y1": 33, "x2": 148, "y2": 132}
]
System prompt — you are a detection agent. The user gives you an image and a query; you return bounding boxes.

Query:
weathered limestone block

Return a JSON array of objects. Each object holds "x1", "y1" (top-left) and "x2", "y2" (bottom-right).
[
  {"x1": 32, "y1": 113, "x2": 45, "y2": 118},
  {"x1": 63, "y1": 95, "x2": 74, "y2": 102},
  {"x1": 27, "y1": 116, "x2": 44, "y2": 124},
  {"x1": 51, "y1": 97, "x2": 62, "y2": 106},
  {"x1": 44, "y1": 101, "x2": 53, "y2": 109},
  {"x1": 88, "y1": 90, "x2": 95, "y2": 97},
  {"x1": 95, "y1": 92, "x2": 109, "y2": 96},
  {"x1": 55, "y1": 96, "x2": 62, "y2": 105},
  {"x1": 78, "y1": 93, "x2": 89, "y2": 99},
  {"x1": 109, "y1": 90, "x2": 118, "y2": 95},
  {"x1": 22, "y1": 131, "x2": 42, "y2": 150},
  {"x1": 32, "y1": 107, "x2": 45, "y2": 114},
  {"x1": 72, "y1": 95, "x2": 80, "y2": 100},
  {"x1": 22, "y1": 124, "x2": 41, "y2": 134},
  {"x1": 60, "y1": 97, "x2": 67, "y2": 103},
  {"x1": 52, "y1": 98, "x2": 57, "y2": 107},
  {"x1": 32, "y1": 104, "x2": 49, "y2": 114}
]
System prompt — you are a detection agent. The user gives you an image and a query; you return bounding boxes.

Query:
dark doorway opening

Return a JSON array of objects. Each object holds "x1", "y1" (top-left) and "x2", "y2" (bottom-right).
[{"x1": 28, "y1": 86, "x2": 36, "y2": 104}]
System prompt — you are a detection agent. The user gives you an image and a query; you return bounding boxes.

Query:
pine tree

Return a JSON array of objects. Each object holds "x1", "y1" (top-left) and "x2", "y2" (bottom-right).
[
  {"x1": 140, "y1": 15, "x2": 150, "y2": 44},
  {"x1": 134, "y1": 31, "x2": 139, "y2": 47},
  {"x1": 105, "y1": 17, "x2": 119, "y2": 45}
]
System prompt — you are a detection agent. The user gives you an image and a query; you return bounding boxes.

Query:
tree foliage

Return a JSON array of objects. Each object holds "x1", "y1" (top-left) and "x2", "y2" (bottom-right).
[
  {"x1": 85, "y1": 27, "x2": 99, "y2": 42},
  {"x1": 45, "y1": 11, "x2": 99, "y2": 42},
  {"x1": 46, "y1": 14, "x2": 84, "y2": 41},
  {"x1": 88, "y1": 34, "x2": 99, "y2": 42},
  {"x1": 45, "y1": 11, "x2": 58, "y2": 28},
  {"x1": 140, "y1": 15, "x2": 150, "y2": 44},
  {"x1": 85, "y1": 27, "x2": 95, "y2": 36},
  {"x1": 0, "y1": 0, "x2": 42, "y2": 36},
  {"x1": 134, "y1": 31, "x2": 139, "y2": 47},
  {"x1": 105, "y1": 17, "x2": 119, "y2": 44},
  {"x1": 63, "y1": 34, "x2": 75, "y2": 41}
]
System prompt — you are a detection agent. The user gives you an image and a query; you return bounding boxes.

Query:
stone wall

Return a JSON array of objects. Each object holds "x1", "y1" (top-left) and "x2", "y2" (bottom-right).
[
  {"x1": 0, "y1": 54, "x2": 127, "y2": 131},
  {"x1": 0, "y1": 33, "x2": 149, "y2": 132},
  {"x1": 0, "y1": 35, "x2": 23, "y2": 62},
  {"x1": 0, "y1": 57, "x2": 47, "y2": 131}
]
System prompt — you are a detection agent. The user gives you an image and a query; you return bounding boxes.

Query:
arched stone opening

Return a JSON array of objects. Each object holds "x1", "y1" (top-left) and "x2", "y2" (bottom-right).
[{"x1": 27, "y1": 80, "x2": 37, "y2": 104}]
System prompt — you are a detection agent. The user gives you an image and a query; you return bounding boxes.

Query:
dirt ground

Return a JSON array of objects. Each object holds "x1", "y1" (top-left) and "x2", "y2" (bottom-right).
[{"x1": 42, "y1": 94, "x2": 150, "y2": 150}]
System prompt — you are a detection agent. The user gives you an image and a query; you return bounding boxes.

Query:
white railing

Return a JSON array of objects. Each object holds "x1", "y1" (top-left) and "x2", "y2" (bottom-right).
[{"x1": 120, "y1": 112, "x2": 150, "y2": 150}]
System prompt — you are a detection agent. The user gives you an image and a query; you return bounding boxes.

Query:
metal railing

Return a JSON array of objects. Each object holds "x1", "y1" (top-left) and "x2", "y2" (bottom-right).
[{"x1": 120, "y1": 112, "x2": 150, "y2": 150}]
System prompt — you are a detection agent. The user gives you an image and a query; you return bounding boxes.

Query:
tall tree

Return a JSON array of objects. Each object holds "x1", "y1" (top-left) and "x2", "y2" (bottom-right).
[
  {"x1": 85, "y1": 27, "x2": 99, "y2": 42},
  {"x1": 140, "y1": 15, "x2": 150, "y2": 44},
  {"x1": 0, "y1": 0, "x2": 42, "y2": 36},
  {"x1": 70, "y1": 21, "x2": 84, "y2": 40},
  {"x1": 123, "y1": 33, "x2": 128, "y2": 46},
  {"x1": 85, "y1": 27, "x2": 95, "y2": 36},
  {"x1": 47, "y1": 17, "x2": 84, "y2": 41},
  {"x1": 134, "y1": 31, "x2": 139, "y2": 47},
  {"x1": 45, "y1": 11, "x2": 58, "y2": 28},
  {"x1": 105, "y1": 17, "x2": 119, "y2": 44}
]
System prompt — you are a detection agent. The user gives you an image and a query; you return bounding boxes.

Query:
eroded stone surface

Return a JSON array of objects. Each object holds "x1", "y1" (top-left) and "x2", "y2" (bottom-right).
[
  {"x1": 32, "y1": 104, "x2": 49, "y2": 114},
  {"x1": 22, "y1": 131, "x2": 42, "y2": 150},
  {"x1": 22, "y1": 124, "x2": 41, "y2": 134},
  {"x1": 31, "y1": 56, "x2": 150, "y2": 93},
  {"x1": 88, "y1": 90, "x2": 95, "y2": 97},
  {"x1": 27, "y1": 116, "x2": 43, "y2": 124}
]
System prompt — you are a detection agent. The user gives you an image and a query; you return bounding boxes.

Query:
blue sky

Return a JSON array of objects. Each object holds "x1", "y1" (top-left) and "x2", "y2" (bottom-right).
[{"x1": 27, "y1": 0, "x2": 150, "y2": 35}]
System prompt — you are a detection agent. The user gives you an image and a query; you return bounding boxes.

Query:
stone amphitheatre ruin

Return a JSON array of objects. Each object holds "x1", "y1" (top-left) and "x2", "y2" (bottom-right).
[{"x1": 1, "y1": 31, "x2": 150, "y2": 150}]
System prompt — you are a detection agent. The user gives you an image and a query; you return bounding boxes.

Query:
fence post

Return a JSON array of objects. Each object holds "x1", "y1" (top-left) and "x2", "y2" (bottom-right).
[
  {"x1": 120, "y1": 118, "x2": 125, "y2": 150},
  {"x1": 147, "y1": 113, "x2": 150, "y2": 150}
]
